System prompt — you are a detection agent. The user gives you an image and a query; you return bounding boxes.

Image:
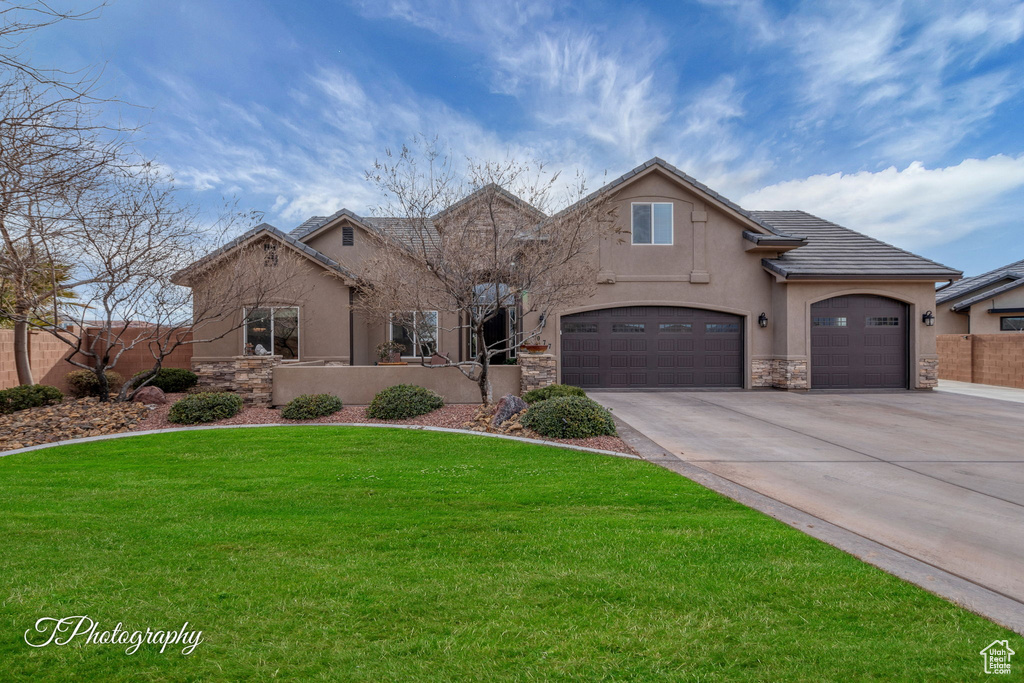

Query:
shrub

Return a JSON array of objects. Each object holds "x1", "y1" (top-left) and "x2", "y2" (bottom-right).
[
  {"x1": 366, "y1": 384, "x2": 444, "y2": 420},
  {"x1": 167, "y1": 392, "x2": 243, "y2": 425},
  {"x1": 521, "y1": 396, "x2": 617, "y2": 439},
  {"x1": 131, "y1": 368, "x2": 198, "y2": 393},
  {"x1": 281, "y1": 393, "x2": 343, "y2": 420},
  {"x1": 65, "y1": 369, "x2": 125, "y2": 398},
  {"x1": 522, "y1": 383, "x2": 586, "y2": 404},
  {"x1": 0, "y1": 384, "x2": 63, "y2": 414}
]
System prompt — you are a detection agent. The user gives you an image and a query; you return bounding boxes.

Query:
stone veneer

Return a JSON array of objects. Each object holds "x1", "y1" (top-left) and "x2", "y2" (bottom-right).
[
  {"x1": 751, "y1": 359, "x2": 773, "y2": 388},
  {"x1": 193, "y1": 355, "x2": 281, "y2": 406},
  {"x1": 519, "y1": 353, "x2": 556, "y2": 394},
  {"x1": 918, "y1": 356, "x2": 938, "y2": 389}
]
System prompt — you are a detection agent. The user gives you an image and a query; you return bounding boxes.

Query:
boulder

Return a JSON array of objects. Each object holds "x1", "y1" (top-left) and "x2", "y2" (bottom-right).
[
  {"x1": 133, "y1": 385, "x2": 167, "y2": 405},
  {"x1": 491, "y1": 394, "x2": 527, "y2": 428}
]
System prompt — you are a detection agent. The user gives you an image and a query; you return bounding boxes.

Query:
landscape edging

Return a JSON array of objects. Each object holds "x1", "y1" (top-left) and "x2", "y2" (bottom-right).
[{"x1": 0, "y1": 423, "x2": 642, "y2": 460}]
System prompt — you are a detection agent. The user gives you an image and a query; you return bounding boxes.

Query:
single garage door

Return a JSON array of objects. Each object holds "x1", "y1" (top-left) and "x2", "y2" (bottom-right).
[
  {"x1": 561, "y1": 306, "x2": 743, "y2": 389},
  {"x1": 811, "y1": 295, "x2": 908, "y2": 389}
]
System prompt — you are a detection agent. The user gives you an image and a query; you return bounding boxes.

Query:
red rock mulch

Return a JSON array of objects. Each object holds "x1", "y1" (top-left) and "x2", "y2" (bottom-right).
[
  {"x1": 132, "y1": 397, "x2": 636, "y2": 455},
  {"x1": 0, "y1": 395, "x2": 636, "y2": 456}
]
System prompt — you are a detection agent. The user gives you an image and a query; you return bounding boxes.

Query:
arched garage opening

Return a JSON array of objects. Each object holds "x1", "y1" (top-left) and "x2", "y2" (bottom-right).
[
  {"x1": 560, "y1": 306, "x2": 743, "y2": 389},
  {"x1": 810, "y1": 294, "x2": 909, "y2": 389}
]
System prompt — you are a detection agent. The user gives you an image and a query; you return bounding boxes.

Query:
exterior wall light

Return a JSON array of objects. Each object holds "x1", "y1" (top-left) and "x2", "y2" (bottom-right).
[
  {"x1": 758, "y1": 312, "x2": 768, "y2": 328},
  {"x1": 922, "y1": 310, "x2": 935, "y2": 326}
]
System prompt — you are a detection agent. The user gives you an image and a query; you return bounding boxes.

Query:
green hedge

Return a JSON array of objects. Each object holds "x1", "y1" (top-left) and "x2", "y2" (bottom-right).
[
  {"x1": 522, "y1": 383, "x2": 586, "y2": 404},
  {"x1": 168, "y1": 392, "x2": 243, "y2": 425},
  {"x1": 281, "y1": 394, "x2": 343, "y2": 420},
  {"x1": 366, "y1": 384, "x2": 444, "y2": 420},
  {"x1": 131, "y1": 368, "x2": 198, "y2": 393},
  {"x1": 65, "y1": 370, "x2": 125, "y2": 398},
  {"x1": 521, "y1": 396, "x2": 617, "y2": 439},
  {"x1": 0, "y1": 384, "x2": 63, "y2": 414}
]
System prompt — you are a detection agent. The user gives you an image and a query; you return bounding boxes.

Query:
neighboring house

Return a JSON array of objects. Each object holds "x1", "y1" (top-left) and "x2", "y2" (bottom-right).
[
  {"x1": 178, "y1": 158, "x2": 960, "y2": 391},
  {"x1": 935, "y1": 258, "x2": 1024, "y2": 334}
]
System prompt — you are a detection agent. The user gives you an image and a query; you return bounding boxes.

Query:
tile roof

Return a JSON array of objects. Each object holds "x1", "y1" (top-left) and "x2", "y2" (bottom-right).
[
  {"x1": 935, "y1": 257, "x2": 1024, "y2": 304},
  {"x1": 950, "y1": 277, "x2": 1024, "y2": 311},
  {"x1": 751, "y1": 211, "x2": 962, "y2": 281},
  {"x1": 173, "y1": 223, "x2": 358, "y2": 284}
]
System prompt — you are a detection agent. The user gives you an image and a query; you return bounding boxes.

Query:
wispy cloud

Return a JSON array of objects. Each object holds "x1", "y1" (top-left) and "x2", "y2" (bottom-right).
[{"x1": 740, "y1": 154, "x2": 1024, "y2": 249}]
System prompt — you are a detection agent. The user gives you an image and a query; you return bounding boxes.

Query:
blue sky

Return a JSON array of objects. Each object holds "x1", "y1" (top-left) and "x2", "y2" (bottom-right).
[{"x1": 23, "y1": 0, "x2": 1024, "y2": 276}]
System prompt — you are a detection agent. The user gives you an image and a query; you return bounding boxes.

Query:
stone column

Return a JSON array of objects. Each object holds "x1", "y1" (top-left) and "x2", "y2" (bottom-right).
[
  {"x1": 192, "y1": 359, "x2": 238, "y2": 392},
  {"x1": 771, "y1": 358, "x2": 808, "y2": 390},
  {"x1": 519, "y1": 353, "x2": 556, "y2": 394},
  {"x1": 918, "y1": 356, "x2": 939, "y2": 389},
  {"x1": 233, "y1": 355, "x2": 281, "y2": 406}
]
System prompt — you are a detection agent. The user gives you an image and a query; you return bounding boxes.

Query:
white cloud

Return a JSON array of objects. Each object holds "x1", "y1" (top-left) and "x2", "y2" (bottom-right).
[{"x1": 740, "y1": 155, "x2": 1024, "y2": 248}]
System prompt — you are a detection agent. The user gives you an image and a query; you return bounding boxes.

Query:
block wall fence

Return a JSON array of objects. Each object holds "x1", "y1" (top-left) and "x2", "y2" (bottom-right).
[{"x1": 937, "y1": 333, "x2": 1024, "y2": 389}]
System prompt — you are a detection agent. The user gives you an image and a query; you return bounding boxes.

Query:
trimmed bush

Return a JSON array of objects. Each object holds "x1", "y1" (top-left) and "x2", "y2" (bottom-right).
[
  {"x1": 167, "y1": 392, "x2": 243, "y2": 425},
  {"x1": 522, "y1": 383, "x2": 586, "y2": 404},
  {"x1": 521, "y1": 395, "x2": 617, "y2": 439},
  {"x1": 0, "y1": 384, "x2": 63, "y2": 414},
  {"x1": 65, "y1": 370, "x2": 125, "y2": 398},
  {"x1": 281, "y1": 393, "x2": 343, "y2": 420},
  {"x1": 131, "y1": 368, "x2": 198, "y2": 393},
  {"x1": 366, "y1": 384, "x2": 444, "y2": 420}
]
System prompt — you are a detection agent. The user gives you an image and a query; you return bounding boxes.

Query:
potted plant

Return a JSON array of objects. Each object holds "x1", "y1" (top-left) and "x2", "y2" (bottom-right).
[
  {"x1": 520, "y1": 339, "x2": 550, "y2": 354},
  {"x1": 376, "y1": 341, "x2": 408, "y2": 365}
]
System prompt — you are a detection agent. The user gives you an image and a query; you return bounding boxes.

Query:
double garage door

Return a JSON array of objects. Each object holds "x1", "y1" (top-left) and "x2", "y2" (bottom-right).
[{"x1": 560, "y1": 306, "x2": 743, "y2": 389}]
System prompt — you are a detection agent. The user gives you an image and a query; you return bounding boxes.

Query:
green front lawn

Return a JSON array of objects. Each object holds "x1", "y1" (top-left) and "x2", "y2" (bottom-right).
[{"x1": 0, "y1": 428, "x2": 1016, "y2": 681}]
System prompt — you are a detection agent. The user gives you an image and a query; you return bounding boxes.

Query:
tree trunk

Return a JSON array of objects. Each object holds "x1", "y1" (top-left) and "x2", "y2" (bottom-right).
[
  {"x1": 475, "y1": 328, "x2": 492, "y2": 406},
  {"x1": 13, "y1": 311, "x2": 34, "y2": 385},
  {"x1": 94, "y1": 364, "x2": 110, "y2": 402}
]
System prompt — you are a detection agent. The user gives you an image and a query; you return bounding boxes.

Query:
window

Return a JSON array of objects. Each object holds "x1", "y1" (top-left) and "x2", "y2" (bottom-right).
[
  {"x1": 631, "y1": 203, "x2": 673, "y2": 244},
  {"x1": 813, "y1": 317, "x2": 847, "y2": 327},
  {"x1": 612, "y1": 323, "x2": 645, "y2": 333},
  {"x1": 659, "y1": 322, "x2": 692, "y2": 333},
  {"x1": 244, "y1": 307, "x2": 299, "y2": 359},
  {"x1": 390, "y1": 311, "x2": 438, "y2": 357},
  {"x1": 1001, "y1": 316, "x2": 1024, "y2": 331},
  {"x1": 342, "y1": 226, "x2": 354, "y2": 246},
  {"x1": 705, "y1": 322, "x2": 740, "y2": 333},
  {"x1": 562, "y1": 322, "x2": 598, "y2": 333},
  {"x1": 867, "y1": 316, "x2": 900, "y2": 327}
]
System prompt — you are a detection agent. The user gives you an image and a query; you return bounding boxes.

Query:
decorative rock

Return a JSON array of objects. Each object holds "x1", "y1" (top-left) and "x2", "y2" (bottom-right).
[
  {"x1": 491, "y1": 394, "x2": 528, "y2": 428},
  {"x1": 132, "y1": 386, "x2": 167, "y2": 404}
]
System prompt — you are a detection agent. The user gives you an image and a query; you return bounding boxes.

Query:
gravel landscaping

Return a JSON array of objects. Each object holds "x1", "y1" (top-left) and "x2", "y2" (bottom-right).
[
  {"x1": 0, "y1": 394, "x2": 636, "y2": 455},
  {"x1": 0, "y1": 398, "x2": 150, "y2": 451}
]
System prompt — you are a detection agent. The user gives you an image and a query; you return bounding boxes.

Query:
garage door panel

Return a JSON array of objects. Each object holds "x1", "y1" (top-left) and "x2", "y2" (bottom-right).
[
  {"x1": 811, "y1": 295, "x2": 907, "y2": 389},
  {"x1": 561, "y1": 306, "x2": 743, "y2": 389}
]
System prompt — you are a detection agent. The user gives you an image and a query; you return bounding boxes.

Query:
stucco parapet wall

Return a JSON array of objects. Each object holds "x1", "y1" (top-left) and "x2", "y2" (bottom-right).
[
  {"x1": 272, "y1": 364, "x2": 521, "y2": 406},
  {"x1": 519, "y1": 354, "x2": 557, "y2": 394}
]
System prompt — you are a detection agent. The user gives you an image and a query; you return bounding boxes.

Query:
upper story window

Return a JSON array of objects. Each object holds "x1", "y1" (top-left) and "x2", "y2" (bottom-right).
[
  {"x1": 342, "y1": 226, "x2": 354, "y2": 246},
  {"x1": 632, "y1": 202, "x2": 673, "y2": 245}
]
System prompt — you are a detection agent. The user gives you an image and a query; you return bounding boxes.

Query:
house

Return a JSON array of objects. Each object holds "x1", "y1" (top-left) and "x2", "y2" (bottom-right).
[
  {"x1": 179, "y1": 158, "x2": 961, "y2": 392},
  {"x1": 935, "y1": 258, "x2": 1024, "y2": 334}
]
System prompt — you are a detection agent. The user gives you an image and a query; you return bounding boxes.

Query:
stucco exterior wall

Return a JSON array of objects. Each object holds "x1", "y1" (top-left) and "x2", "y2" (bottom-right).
[
  {"x1": 191, "y1": 254, "x2": 351, "y2": 363},
  {"x1": 272, "y1": 364, "x2": 520, "y2": 405},
  {"x1": 966, "y1": 287, "x2": 1024, "y2": 334}
]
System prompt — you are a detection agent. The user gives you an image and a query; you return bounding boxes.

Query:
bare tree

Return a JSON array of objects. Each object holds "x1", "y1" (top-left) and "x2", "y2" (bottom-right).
[{"x1": 357, "y1": 142, "x2": 618, "y2": 404}]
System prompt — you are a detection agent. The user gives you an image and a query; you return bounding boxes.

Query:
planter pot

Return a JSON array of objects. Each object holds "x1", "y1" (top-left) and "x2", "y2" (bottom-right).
[{"x1": 521, "y1": 345, "x2": 550, "y2": 354}]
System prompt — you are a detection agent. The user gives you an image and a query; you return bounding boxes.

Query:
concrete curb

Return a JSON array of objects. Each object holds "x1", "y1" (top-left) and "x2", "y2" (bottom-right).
[
  {"x1": 611, "y1": 415, "x2": 1024, "y2": 635},
  {"x1": 0, "y1": 423, "x2": 642, "y2": 461}
]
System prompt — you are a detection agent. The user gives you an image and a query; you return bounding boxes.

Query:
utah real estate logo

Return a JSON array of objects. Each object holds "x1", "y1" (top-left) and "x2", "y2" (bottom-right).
[{"x1": 980, "y1": 640, "x2": 1015, "y2": 675}]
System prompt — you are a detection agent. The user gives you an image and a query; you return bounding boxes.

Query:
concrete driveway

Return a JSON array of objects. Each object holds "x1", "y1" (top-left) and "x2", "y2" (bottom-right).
[{"x1": 589, "y1": 389, "x2": 1024, "y2": 607}]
